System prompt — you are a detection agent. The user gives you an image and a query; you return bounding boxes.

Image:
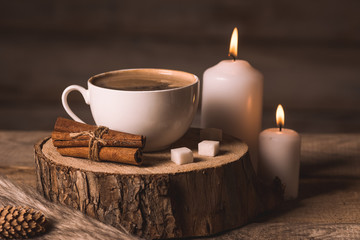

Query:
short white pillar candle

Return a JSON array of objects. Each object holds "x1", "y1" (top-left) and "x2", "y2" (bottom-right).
[
  {"x1": 171, "y1": 147, "x2": 193, "y2": 165},
  {"x1": 259, "y1": 105, "x2": 301, "y2": 200},
  {"x1": 198, "y1": 140, "x2": 220, "y2": 157}
]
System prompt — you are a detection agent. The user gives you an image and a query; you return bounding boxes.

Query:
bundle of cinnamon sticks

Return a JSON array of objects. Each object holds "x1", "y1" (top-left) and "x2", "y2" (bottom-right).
[{"x1": 52, "y1": 117, "x2": 145, "y2": 166}]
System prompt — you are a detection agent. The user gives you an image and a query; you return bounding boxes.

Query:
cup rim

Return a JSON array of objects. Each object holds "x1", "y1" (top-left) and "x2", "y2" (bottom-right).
[{"x1": 88, "y1": 68, "x2": 199, "y2": 93}]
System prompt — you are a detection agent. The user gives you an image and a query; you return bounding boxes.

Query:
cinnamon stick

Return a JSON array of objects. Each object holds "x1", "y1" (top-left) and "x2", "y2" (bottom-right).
[
  {"x1": 52, "y1": 131, "x2": 144, "y2": 148},
  {"x1": 52, "y1": 117, "x2": 145, "y2": 148},
  {"x1": 57, "y1": 147, "x2": 142, "y2": 166}
]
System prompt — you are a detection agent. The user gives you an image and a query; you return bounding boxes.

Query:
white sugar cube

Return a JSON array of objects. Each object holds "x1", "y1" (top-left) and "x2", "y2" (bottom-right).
[
  {"x1": 200, "y1": 128, "x2": 222, "y2": 141},
  {"x1": 198, "y1": 140, "x2": 220, "y2": 157},
  {"x1": 171, "y1": 147, "x2": 193, "y2": 165}
]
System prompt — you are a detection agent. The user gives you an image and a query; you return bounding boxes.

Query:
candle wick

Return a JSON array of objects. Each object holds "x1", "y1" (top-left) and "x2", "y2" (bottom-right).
[
  {"x1": 228, "y1": 53, "x2": 236, "y2": 61},
  {"x1": 279, "y1": 124, "x2": 282, "y2": 132}
]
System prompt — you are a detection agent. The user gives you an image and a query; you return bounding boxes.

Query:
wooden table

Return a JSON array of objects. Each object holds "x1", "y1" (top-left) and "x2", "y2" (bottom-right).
[{"x1": 1, "y1": 131, "x2": 360, "y2": 239}]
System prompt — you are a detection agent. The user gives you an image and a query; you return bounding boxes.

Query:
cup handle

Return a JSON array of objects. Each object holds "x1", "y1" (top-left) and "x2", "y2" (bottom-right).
[{"x1": 61, "y1": 85, "x2": 90, "y2": 123}]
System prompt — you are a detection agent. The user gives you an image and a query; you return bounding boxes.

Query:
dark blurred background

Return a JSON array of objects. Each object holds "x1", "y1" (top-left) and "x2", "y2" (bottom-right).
[{"x1": 0, "y1": 0, "x2": 359, "y2": 132}]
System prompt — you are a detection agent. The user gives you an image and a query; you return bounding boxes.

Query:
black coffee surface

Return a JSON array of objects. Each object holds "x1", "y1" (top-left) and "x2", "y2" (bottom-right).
[{"x1": 92, "y1": 73, "x2": 193, "y2": 91}]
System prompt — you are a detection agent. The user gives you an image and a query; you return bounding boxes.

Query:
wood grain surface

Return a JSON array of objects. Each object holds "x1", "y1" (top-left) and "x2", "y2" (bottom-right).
[
  {"x1": 1, "y1": 131, "x2": 360, "y2": 239},
  {"x1": 0, "y1": 131, "x2": 49, "y2": 188}
]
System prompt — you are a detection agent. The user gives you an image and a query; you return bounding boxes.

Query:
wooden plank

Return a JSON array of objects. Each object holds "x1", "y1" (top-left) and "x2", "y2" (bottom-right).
[
  {"x1": 0, "y1": 131, "x2": 50, "y2": 167},
  {"x1": 0, "y1": 166, "x2": 36, "y2": 188},
  {"x1": 0, "y1": 131, "x2": 49, "y2": 187},
  {"x1": 301, "y1": 134, "x2": 360, "y2": 177},
  {"x1": 1, "y1": 0, "x2": 360, "y2": 43}
]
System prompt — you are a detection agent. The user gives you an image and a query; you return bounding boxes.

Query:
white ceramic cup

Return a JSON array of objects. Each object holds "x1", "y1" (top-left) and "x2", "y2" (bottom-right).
[{"x1": 62, "y1": 68, "x2": 200, "y2": 151}]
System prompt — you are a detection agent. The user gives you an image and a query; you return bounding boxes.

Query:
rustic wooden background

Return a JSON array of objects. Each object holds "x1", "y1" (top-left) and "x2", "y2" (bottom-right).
[{"x1": 0, "y1": 0, "x2": 359, "y2": 132}]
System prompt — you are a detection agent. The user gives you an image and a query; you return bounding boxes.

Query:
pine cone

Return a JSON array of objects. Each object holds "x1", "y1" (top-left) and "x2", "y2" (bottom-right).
[{"x1": 0, "y1": 206, "x2": 47, "y2": 239}]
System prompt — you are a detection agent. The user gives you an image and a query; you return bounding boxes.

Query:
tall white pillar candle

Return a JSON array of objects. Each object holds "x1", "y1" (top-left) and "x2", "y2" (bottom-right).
[
  {"x1": 259, "y1": 105, "x2": 301, "y2": 200},
  {"x1": 201, "y1": 28, "x2": 263, "y2": 172}
]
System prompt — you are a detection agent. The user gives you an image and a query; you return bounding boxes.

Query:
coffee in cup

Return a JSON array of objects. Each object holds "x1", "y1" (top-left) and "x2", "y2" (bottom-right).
[{"x1": 62, "y1": 69, "x2": 199, "y2": 151}]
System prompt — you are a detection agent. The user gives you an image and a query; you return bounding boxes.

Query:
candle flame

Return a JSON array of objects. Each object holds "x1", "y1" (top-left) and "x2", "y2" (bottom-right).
[
  {"x1": 228, "y1": 27, "x2": 238, "y2": 59},
  {"x1": 276, "y1": 104, "x2": 285, "y2": 130}
]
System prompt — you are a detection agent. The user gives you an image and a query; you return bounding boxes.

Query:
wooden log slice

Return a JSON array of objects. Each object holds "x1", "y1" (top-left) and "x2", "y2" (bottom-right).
[{"x1": 34, "y1": 128, "x2": 283, "y2": 239}]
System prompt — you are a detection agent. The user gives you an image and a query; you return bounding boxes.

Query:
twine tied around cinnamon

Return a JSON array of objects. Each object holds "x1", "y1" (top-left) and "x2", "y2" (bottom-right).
[{"x1": 69, "y1": 126, "x2": 109, "y2": 161}]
